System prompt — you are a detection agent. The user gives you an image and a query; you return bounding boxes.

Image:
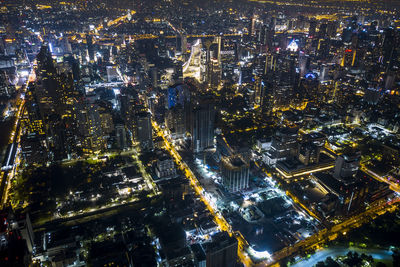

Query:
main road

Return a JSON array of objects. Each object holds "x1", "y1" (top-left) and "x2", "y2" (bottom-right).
[
  {"x1": 152, "y1": 121, "x2": 256, "y2": 267},
  {"x1": 0, "y1": 79, "x2": 27, "y2": 208}
]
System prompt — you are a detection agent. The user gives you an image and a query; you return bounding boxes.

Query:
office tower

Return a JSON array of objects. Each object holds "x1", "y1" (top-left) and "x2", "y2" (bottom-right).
[
  {"x1": 35, "y1": 44, "x2": 59, "y2": 120},
  {"x1": 221, "y1": 155, "x2": 249, "y2": 192},
  {"x1": 106, "y1": 65, "x2": 119, "y2": 82},
  {"x1": 116, "y1": 124, "x2": 127, "y2": 149},
  {"x1": 342, "y1": 28, "x2": 353, "y2": 43},
  {"x1": 0, "y1": 208, "x2": 33, "y2": 266},
  {"x1": 176, "y1": 33, "x2": 187, "y2": 54},
  {"x1": 297, "y1": 133, "x2": 326, "y2": 166},
  {"x1": 203, "y1": 232, "x2": 238, "y2": 267},
  {"x1": 76, "y1": 102, "x2": 105, "y2": 154},
  {"x1": 264, "y1": 126, "x2": 299, "y2": 167},
  {"x1": 249, "y1": 16, "x2": 256, "y2": 37},
  {"x1": 86, "y1": 34, "x2": 95, "y2": 62},
  {"x1": 172, "y1": 61, "x2": 184, "y2": 84},
  {"x1": 298, "y1": 51, "x2": 308, "y2": 77},
  {"x1": 309, "y1": 19, "x2": 317, "y2": 37},
  {"x1": 135, "y1": 112, "x2": 153, "y2": 150},
  {"x1": 327, "y1": 21, "x2": 338, "y2": 38},
  {"x1": 64, "y1": 55, "x2": 81, "y2": 81},
  {"x1": 190, "y1": 96, "x2": 215, "y2": 153},
  {"x1": 364, "y1": 87, "x2": 381, "y2": 104},
  {"x1": 333, "y1": 152, "x2": 361, "y2": 180},
  {"x1": 259, "y1": 76, "x2": 274, "y2": 116},
  {"x1": 155, "y1": 153, "x2": 176, "y2": 179},
  {"x1": 191, "y1": 244, "x2": 206, "y2": 267},
  {"x1": 206, "y1": 58, "x2": 221, "y2": 87},
  {"x1": 318, "y1": 23, "x2": 327, "y2": 39},
  {"x1": 341, "y1": 48, "x2": 356, "y2": 67},
  {"x1": 165, "y1": 105, "x2": 186, "y2": 139},
  {"x1": 24, "y1": 82, "x2": 45, "y2": 135},
  {"x1": 167, "y1": 84, "x2": 189, "y2": 109},
  {"x1": 382, "y1": 27, "x2": 398, "y2": 69},
  {"x1": 99, "y1": 107, "x2": 114, "y2": 135}
]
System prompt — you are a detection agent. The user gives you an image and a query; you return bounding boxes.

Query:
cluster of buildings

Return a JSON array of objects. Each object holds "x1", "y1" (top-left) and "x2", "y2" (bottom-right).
[{"x1": 0, "y1": 0, "x2": 400, "y2": 266}]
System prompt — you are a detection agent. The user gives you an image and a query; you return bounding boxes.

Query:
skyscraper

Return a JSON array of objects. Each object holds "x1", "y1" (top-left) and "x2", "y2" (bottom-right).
[
  {"x1": 333, "y1": 152, "x2": 361, "y2": 181},
  {"x1": 221, "y1": 155, "x2": 250, "y2": 192},
  {"x1": 190, "y1": 96, "x2": 215, "y2": 153},
  {"x1": 135, "y1": 112, "x2": 153, "y2": 150}
]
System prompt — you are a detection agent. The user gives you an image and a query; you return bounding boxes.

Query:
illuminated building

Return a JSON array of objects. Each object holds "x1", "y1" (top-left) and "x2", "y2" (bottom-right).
[
  {"x1": 106, "y1": 65, "x2": 119, "y2": 82},
  {"x1": 287, "y1": 39, "x2": 299, "y2": 52},
  {"x1": 297, "y1": 133, "x2": 326, "y2": 166},
  {"x1": 176, "y1": 33, "x2": 187, "y2": 55},
  {"x1": 264, "y1": 127, "x2": 298, "y2": 167},
  {"x1": 341, "y1": 48, "x2": 356, "y2": 67},
  {"x1": 221, "y1": 155, "x2": 249, "y2": 192},
  {"x1": 333, "y1": 152, "x2": 361, "y2": 180},
  {"x1": 155, "y1": 153, "x2": 176, "y2": 179},
  {"x1": 165, "y1": 105, "x2": 186, "y2": 139},
  {"x1": 76, "y1": 103, "x2": 105, "y2": 154},
  {"x1": 327, "y1": 21, "x2": 338, "y2": 38}
]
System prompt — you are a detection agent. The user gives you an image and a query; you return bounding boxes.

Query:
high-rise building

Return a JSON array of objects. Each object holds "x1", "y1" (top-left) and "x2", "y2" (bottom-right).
[
  {"x1": 221, "y1": 155, "x2": 249, "y2": 192},
  {"x1": 333, "y1": 152, "x2": 361, "y2": 181},
  {"x1": 135, "y1": 112, "x2": 153, "y2": 150},
  {"x1": 264, "y1": 126, "x2": 299, "y2": 167},
  {"x1": 190, "y1": 97, "x2": 215, "y2": 153},
  {"x1": 327, "y1": 21, "x2": 338, "y2": 38},
  {"x1": 86, "y1": 34, "x2": 95, "y2": 62},
  {"x1": 155, "y1": 153, "x2": 176, "y2": 179},
  {"x1": 76, "y1": 102, "x2": 105, "y2": 154},
  {"x1": 35, "y1": 44, "x2": 60, "y2": 120},
  {"x1": 364, "y1": 87, "x2": 381, "y2": 104},
  {"x1": 116, "y1": 124, "x2": 127, "y2": 149},
  {"x1": 203, "y1": 232, "x2": 238, "y2": 267},
  {"x1": 297, "y1": 133, "x2": 326, "y2": 166},
  {"x1": 165, "y1": 105, "x2": 186, "y2": 139},
  {"x1": 309, "y1": 19, "x2": 317, "y2": 37}
]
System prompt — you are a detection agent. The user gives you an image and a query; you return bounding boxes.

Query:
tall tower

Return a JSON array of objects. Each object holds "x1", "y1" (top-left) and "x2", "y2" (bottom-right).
[{"x1": 190, "y1": 96, "x2": 215, "y2": 153}]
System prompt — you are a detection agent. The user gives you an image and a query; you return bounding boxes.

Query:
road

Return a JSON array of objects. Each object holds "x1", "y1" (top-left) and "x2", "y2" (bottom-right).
[
  {"x1": 292, "y1": 246, "x2": 393, "y2": 267},
  {"x1": 152, "y1": 121, "x2": 254, "y2": 266},
  {"x1": 260, "y1": 197, "x2": 399, "y2": 266},
  {"x1": 34, "y1": 195, "x2": 160, "y2": 232},
  {"x1": 361, "y1": 165, "x2": 400, "y2": 193},
  {"x1": 0, "y1": 83, "x2": 26, "y2": 208}
]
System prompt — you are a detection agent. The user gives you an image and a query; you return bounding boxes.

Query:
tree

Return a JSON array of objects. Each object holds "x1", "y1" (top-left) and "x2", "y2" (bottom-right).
[{"x1": 325, "y1": 256, "x2": 340, "y2": 267}]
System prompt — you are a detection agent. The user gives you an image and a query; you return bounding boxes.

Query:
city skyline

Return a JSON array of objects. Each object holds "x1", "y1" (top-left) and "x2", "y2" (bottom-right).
[{"x1": 0, "y1": 0, "x2": 399, "y2": 266}]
